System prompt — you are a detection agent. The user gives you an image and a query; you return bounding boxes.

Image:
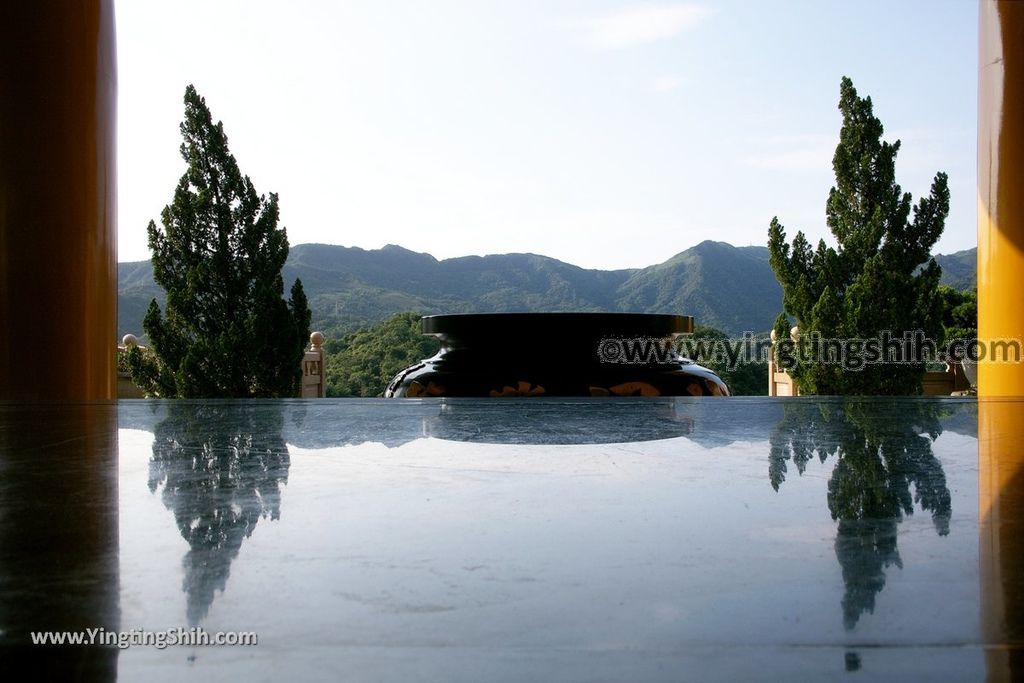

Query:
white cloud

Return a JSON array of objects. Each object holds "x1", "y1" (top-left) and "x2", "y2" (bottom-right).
[{"x1": 585, "y1": 4, "x2": 711, "y2": 50}]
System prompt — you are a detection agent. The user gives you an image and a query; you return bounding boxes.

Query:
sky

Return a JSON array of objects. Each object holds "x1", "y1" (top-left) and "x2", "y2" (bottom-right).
[{"x1": 116, "y1": 0, "x2": 978, "y2": 270}]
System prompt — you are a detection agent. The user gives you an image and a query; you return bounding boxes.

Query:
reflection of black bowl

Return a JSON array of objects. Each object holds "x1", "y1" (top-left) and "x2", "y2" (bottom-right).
[
  {"x1": 278, "y1": 398, "x2": 697, "y2": 447},
  {"x1": 385, "y1": 313, "x2": 729, "y2": 398},
  {"x1": 423, "y1": 398, "x2": 695, "y2": 445}
]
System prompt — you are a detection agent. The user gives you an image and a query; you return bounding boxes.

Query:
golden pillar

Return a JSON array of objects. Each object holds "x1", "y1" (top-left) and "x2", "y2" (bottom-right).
[
  {"x1": 979, "y1": 400, "x2": 1024, "y2": 682},
  {"x1": 979, "y1": 4, "x2": 1024, "y2": 679},
  {"x1": 978, "y1": 0, "x2": 1024, "y2": 397},
  {"x1": 0, "y1": 6, "x2": 120, "y2": 675},
  {"x1": 0, "y1": 1, "x2": 118, "y2": 400}
]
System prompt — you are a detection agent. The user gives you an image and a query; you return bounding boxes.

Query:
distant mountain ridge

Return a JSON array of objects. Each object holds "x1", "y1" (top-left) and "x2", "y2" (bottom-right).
[
  {"x1": 932, "y1": 248, "x2": 977, "y2": 291},
  {"x1": 117, "y1": 242, "x2": 977, "y2": 340}
]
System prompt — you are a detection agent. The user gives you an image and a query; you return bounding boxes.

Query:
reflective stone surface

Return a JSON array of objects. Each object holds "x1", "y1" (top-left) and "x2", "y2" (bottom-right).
[{"x1": 1, "y1": 397, "x2": 1019, "y2": 681}]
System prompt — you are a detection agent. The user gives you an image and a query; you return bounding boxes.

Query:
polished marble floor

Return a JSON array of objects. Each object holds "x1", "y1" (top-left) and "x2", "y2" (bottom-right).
[{"x1": 1, "y1": 397, "x2": 1020, "y2": 681}]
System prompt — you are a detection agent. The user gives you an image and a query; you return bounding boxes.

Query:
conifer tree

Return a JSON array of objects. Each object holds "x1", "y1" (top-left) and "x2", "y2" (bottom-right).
[
  {"x1": 768, "y1": 77, "x2": 949, "y2": 394},
  {"x1": 128, "y1": 85, "x2": 311, "y2": 397}
]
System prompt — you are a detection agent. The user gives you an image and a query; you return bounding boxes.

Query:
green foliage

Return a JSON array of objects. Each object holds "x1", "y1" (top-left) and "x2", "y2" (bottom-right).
[
  {"x1": 129, "y1": 85, "x2": 311, "y2": 398},
  {"x1": 722, "y1": 358, "x2": 769, "y2": 397},
  {"x1": 325, "y1": 312, "x2": 440, "y2": 397},
  {"x1": 116, "y1": 348, "x2": 130, "y2": 374},
  {"x1": 937, "y1": 285, "x2": 977, "y2": 349},
  {"x1": 771, "y1": 312, "x2": 791, "y2": 366},
  {"x1": 767, "y1": 77, "x2": 949, "y2": 395},
  {"x1": 688, "y1": 324, "x2": 768, "y2": 396}
]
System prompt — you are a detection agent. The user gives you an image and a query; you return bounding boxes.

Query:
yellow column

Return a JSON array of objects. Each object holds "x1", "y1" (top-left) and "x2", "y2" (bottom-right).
[
  {"x1": 978, "y1": 0, "x2": 1024, "y2": 397},
  {"x1": 979, "y1": 400, "x2": 1024, "y2": 681},
  {"x1": 979, "y1": 6, "x2": 1024, "y2": 679},
  {"x1": 0, "y1": 1, "x2": 118, "y2": 400}
]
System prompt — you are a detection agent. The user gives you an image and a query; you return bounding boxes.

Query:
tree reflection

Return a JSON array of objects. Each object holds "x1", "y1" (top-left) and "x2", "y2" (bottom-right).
[
  {"x1": 769, "y1": 401, "x2": 951, "y2": 629},
  {"x1": 149, "y1": 402, "x2": 291, "y2": 625}
]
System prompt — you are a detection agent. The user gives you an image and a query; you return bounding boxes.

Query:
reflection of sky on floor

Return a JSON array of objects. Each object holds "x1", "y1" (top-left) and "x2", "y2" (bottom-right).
[
  {"x1": 114, "y1": 399, "x2": 983, "y2": 681},
  {"x1": 117, "y1": 428, "x2": 190, "y2": 630}
]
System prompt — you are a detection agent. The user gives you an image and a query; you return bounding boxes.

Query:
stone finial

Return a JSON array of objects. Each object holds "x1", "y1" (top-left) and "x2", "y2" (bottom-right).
[
  {"x1": 769, "y1": 329, "x2": 777, "y2": 343},
  {"x1": 309, "y1": 331, "x2": 325, "y2": 349},
  {"x1": 790, "y1": 326, "x2": 800, "y2": 343},
  {"x1": 122, "y1": 334, "x2": 138, "y2": 348}
]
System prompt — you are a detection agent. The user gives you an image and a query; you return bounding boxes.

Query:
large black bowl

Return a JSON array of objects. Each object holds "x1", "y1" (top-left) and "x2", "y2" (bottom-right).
[{"x1": 385, "y1": 313, "x2": 729, "y2": 398}]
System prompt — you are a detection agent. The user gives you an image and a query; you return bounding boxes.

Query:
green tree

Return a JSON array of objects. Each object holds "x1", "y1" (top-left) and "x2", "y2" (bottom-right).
[
  {"x1": 128, "y1": 85, "x2": 311, "y2": 398},
  {"x1": 768, "y1": 77, "x2": 949, "y2": 394},
  {"x1": 936, "y1": 285, "x2": 977, "y2": 351},
  {"x1": 325, "y1": 312, "x2": 440, "y2": 397},
  {"x1": 686, "y1": 325, "x2": 768, "y2": 396}
]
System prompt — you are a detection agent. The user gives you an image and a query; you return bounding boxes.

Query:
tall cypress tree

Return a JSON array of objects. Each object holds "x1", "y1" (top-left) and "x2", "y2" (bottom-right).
[
  {"x1": 128, "y1": 85, "x2": 311, "y2": 398},
  {"x1": 768, "y1": 77, "x2": 949, "y2": 395}
]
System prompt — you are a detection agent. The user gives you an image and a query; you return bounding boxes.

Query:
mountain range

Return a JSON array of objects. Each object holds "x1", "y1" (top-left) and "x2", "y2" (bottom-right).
[{"x1": 118, "y1": 242, "x2": 978, "y2": 340}]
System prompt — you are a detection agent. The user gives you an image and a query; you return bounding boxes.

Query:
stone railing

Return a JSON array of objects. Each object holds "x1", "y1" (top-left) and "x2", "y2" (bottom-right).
[
  {"x1": 300, "y1": 331, "x2": 326, "y2": 398},
  {"x1": 117, "y1": 332, "x2": 327, "y2": 398}
]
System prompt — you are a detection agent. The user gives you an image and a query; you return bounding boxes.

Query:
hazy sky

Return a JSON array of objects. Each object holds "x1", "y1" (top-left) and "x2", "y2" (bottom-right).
[{"x1": 116, "y1": 0, "x2": 977, "y2": 269}]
